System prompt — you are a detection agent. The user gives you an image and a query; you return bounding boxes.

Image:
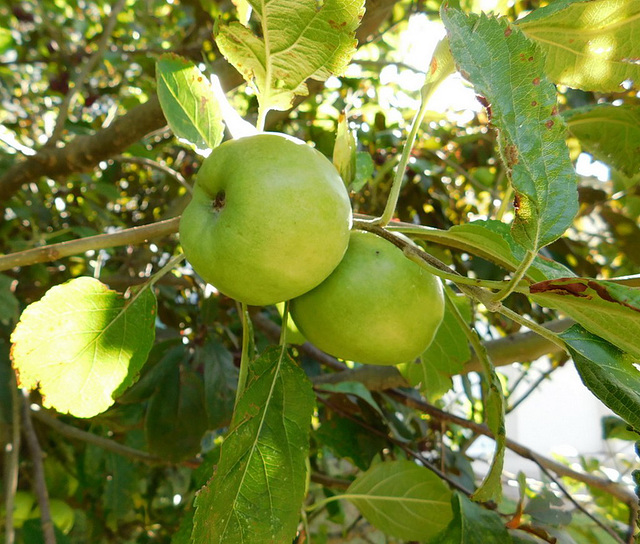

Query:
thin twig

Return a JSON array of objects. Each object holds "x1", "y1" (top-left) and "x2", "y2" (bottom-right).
[
  {"x1": 531, "y1": 458, "x2": 627, "y2": 544},
  {"x1": 4, "y1": 372, "x2": 21, "y2": 544},
  {"x1": 21, "y1": 393, "x2": 56, "y2": 544},
  {"x1": 316, "y1": 393, "x2": 474, "y2": 498},
  {"x1": 0, "y1": 216, "x2": 180, "y2": 272},
  {"x1": 506, "y1": 361, "x2": 563, "y2": 414},
  {"x1": 113, "y1": 155, "x2": 193, "y2": 194},
  {"x1": 389, "y1": 389, "x2": 637, "y2": 506},
  {"x1": 310, "y1": 472, "x2": 351, "y2": 491},
  {"x1": 47, "y1": 0, "x2": 128, "y2": 144},
  {"x1": 30, "y1": 409, "x2": 168, "y2": 465}
]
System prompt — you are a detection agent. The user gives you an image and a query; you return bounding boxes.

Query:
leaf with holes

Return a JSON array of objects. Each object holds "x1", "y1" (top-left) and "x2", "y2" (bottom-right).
[
  {"x1": 156, "y1": 54, "x2": 224, "y2": 153},
  {"x1": 518, "y1": 0, "x2": 640, "y2": 93},
  {"x1": 530, "y1": 278, "x2": 640, "y2": 360},
  {"x1": 10, "y1": 277, "x2": 156, "y2": 418},
  {"x1": 216, "y1": 0, "x2": 365, "y2": 116},
  {"x1": 442, "y1": 8, "x2": 578, "y2": 251},
  {"x1": 345, "y1": 460, "x2": 453, "y2": 541},
  {"x1": 191, "y1": 347, "x2": 314, "y2": 543}
]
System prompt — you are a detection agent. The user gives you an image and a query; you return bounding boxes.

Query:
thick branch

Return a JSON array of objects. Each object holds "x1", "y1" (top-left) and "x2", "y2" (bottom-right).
[
  {"x1": 312, "y1": 319, "x2": 572, "y2": 389},
  {"x1": 0, "y1": 0, "x2": 398, "y2": 205}
]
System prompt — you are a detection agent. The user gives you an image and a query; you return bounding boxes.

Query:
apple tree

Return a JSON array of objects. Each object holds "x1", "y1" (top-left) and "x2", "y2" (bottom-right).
[{"x1": 0, "y1": 0, "x2": 639, "y2": 542}]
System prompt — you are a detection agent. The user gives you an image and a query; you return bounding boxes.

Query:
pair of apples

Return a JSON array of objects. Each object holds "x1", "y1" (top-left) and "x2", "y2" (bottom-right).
[{"x1": 179, "y1": 133, "x2": 444, "y2": 366}]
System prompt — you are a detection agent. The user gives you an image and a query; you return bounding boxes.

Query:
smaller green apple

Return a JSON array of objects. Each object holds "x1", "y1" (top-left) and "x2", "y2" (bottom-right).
[{"x1": 290, "y1": 230, "x2": 444, "y2": 365}]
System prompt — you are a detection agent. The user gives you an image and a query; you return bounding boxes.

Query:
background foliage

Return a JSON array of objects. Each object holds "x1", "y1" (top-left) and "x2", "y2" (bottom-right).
[{"x1": 0, "y1": 0, "x2": 638, "y2": 543}]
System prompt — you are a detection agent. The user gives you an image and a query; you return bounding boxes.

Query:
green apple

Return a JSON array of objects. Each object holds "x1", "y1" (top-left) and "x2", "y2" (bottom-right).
[
  {"x1": 290, "y1": 231, "x2": 444, "y2": 365},
  {"x1": 179, "y1": 133, "x2": 352, "y2": 305}
]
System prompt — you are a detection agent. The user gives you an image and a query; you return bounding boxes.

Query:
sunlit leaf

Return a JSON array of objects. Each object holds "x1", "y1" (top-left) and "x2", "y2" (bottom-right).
[
  {"x1": 192, "y1": 347, "x2": 314, "y2": 543},
  {"x1": 518, "y1": 0, "x2": 640, "y2": 92},
  {"x1": 561, "y1": 325, "x2": 640, "y2": 432},
  {"x1": 156, "y1": 54, "x2": 225, "y2": 153},
  {"x1": 530, "y1": 278, "x2": 640, "y2": 360},
  {"x1": 345, "y1": 460, "x2": 453, "y2": 541},
  {"x1": 442, "y1": 9, "x2": 578, "y2": 251},
  {"x1": 10, "y1": 277, "x2": 156, "y2": 418},
  {"x1": 216, "y1": 0, "x2": 365, "y2": 115},
  {"x1": 566, "y1": 104, "x2": 640, "y2": 178}
]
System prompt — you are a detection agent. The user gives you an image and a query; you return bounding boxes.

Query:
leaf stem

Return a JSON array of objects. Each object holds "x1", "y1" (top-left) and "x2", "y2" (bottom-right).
[
  {"x1": 279, "y1": 301, "x2": 290, "y2": 346},
  {"x1": 256, "y1": 107, "x2": 267, "y2": 133},
  {"x1": 498, "y1": 305, "x2": 566, "y2": 351},
  {"x1": 234, "y1": 302, "x2": 252, "y2": 414},
  {"x1": 489, "y1": 250, "x2": 536, "y2": 302}
]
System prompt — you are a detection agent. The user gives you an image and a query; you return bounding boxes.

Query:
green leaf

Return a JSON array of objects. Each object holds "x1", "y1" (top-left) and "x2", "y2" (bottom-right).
[
  {"x1": 442, "y1": 9, "x2": 578, "y2": 251},
  {"x1": 0, "y1": 28, "x2": 13, "y2": 55},
  {"x1": 472, "y1": 363, "x2": 506, "y2": 503},
  {"x1": 199, "y1": 341, "x2": 238, "y2": 430},
  {"x1": 345, "y1": 459, "x2": 453, "y2": 541},
  {"x1": 352, "y1": 151, "x2": 374, "y2": 192},
  {"x1": 216, "y1": 0, "x2": 365, "y2": 114},
  {"x1": 315, "y1": 415, "x2": 386, "y2": 470},
  {"x1": 333, "y1": 112, "x2": 357, "y2": 186},
  {"x1": 400, "y1": 290, "x2": 471, "y2": 401},
  {"x1": 560, "y1": 325, "x2": 640, "y2": 432},
  {"x1": 602, "y1": 416, "x2": 640, "y2": 442},
  {"x1": 565, "y1": 104, "x2": 640, "y2": 178},
  {"x1": 530, "y1": 278, "x2": 640, "y2": 360},
  {"x1": 10, "y1": 277, "x2": 156, "y2": 418},
  {"x1": 192, "y1": 347, "x2": 315, "y2": 543},
  {"x1": 145, "y1": 354, "x2": 208, "y2": 462},
  {"x1": 156, "y1": 54, "x2": 225, "y2": 153},
  {"x1": 428, "y1": 493, "x2": 511, "y2": 544},
  {"x1": 517, "y1": 0, "x2": 640, "y2": 92}
]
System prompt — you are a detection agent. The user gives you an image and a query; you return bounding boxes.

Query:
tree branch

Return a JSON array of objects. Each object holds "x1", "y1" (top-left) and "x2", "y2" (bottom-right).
[
  {"x1": 0, "y1": 0, "x2": 399, "y2": 206},
  {"x1": 310, "y1": 319, "x2": 572, "y2": 389},
  {"x1": 0, "y1": 217, "x2": 179, "y2": 272}
]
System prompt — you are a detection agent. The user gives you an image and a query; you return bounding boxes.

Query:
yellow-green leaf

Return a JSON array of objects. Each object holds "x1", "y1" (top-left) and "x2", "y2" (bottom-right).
[
  {"x1": 518, "y1": 0, "x2": 640, "y2": 92},
  {"x1": 10, "y1": 277, "x2": 156, "y2": 418}
]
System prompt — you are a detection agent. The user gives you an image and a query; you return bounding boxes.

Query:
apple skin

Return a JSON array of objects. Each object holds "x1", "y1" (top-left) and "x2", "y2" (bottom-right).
[
  {"x1": 179, "y1": 133, "x2": 352, "y2": 306},
  {"x1": 290, "y1": 231, "x2": 444, "y2": 365}
]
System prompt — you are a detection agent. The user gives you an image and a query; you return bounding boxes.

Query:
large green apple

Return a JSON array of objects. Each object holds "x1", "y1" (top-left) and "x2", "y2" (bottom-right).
[
  {"x1": 179, "y1": 133, "x2": 352, "y2": 305},
  {"x1": 290, "y1": 231, "x2": 444, "y2": 365}
]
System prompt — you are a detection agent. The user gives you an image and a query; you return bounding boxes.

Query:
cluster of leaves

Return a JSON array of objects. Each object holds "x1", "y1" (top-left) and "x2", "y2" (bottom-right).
[{"x1": 0, "y1": 0, "x2": 639, "y2": 543}]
